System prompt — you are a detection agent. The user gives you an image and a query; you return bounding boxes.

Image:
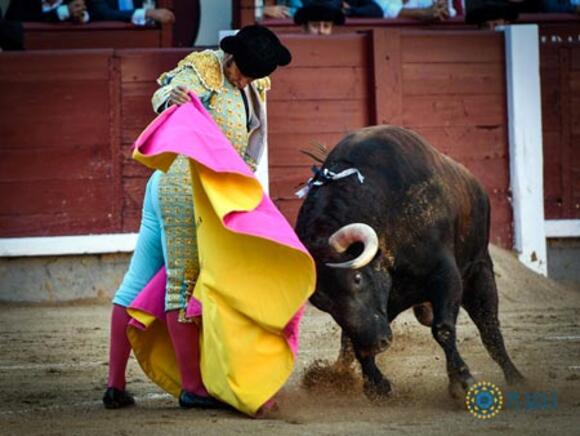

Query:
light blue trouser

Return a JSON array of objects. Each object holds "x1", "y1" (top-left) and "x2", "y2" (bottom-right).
[{"x1": 112, "y1": 171, "x2": 168, "y2": 307}]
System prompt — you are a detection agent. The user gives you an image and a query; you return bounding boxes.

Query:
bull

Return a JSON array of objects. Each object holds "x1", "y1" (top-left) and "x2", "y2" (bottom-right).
[{"x1": 295, "y1": 125, "x2": 524, "y2": 399}]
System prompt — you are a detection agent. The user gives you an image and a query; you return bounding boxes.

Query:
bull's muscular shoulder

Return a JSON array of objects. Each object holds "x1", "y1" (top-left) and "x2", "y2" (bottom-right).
[{"x1": 174, "y1": 49, "x2": 224, "y2": 92}]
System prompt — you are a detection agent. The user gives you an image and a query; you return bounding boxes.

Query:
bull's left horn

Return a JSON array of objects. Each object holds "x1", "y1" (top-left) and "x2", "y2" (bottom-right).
[{"x1": 325, "y1": 223, "x2": 379, "y2": 269}]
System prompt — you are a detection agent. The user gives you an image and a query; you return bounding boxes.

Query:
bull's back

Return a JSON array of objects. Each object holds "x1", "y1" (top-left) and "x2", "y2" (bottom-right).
[{"x1": 327, "y1": 126, "x2": 491, "y2": 262}]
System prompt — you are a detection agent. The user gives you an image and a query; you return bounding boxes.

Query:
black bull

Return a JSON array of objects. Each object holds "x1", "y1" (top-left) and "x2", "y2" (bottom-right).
[{"x1": 295, "y1": 126, "x2": 524, "y2": 399}]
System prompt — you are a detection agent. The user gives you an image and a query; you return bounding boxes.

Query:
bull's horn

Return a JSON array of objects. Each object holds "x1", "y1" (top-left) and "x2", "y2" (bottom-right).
[{"x1": 325, "y1": 223, "x2": 379, "y2": 269}]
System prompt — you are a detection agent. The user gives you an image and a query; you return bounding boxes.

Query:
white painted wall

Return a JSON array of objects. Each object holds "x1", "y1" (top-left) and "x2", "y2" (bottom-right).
[
  {"x1": 196, "y1": 0, "x2": 232, "y2": 46},
  {"x1": 503, "y1": 25, "x2": 548, "y2": 276},
  {"x1": 545, "y1": 220, "x2": 580, "y2": 238}
]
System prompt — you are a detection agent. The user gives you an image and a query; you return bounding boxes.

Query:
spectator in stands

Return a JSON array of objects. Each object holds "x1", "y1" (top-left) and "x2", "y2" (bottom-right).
[
  {"x1": 350, "y1": 0, "x2": 452, "y2": 20},
  {"x1": 87, "y1": 0, "x2": 174, "y2": 25},
  {"x1": 6, "y1": 0, "x2": 90, "y2": 23},
  {"x1": 263, "y1": 0, "x2": 303, "y2": 18},
  {"x1": 541, "y1": 0, "x2": 580, "y2": 13},
  {"x1": 293, "y1": 0, "x2": 345, "y2": 35},
  {"x1": 0, "y1": 6, "x2": 24, "y2": 50},
  {"x1": 464, "y1": 0, "x2": 520, "y2": 27}
]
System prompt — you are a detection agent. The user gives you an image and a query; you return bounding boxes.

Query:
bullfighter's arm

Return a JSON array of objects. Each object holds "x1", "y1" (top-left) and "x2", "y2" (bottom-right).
[{"x1": 151, "y1": 51, "x2": 219, "y2": 114}]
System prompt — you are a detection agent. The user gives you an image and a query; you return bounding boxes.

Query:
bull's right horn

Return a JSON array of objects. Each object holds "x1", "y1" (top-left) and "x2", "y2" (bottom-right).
[{"x1": 325, "y1": 223, "x2": 379, "y2": 269}]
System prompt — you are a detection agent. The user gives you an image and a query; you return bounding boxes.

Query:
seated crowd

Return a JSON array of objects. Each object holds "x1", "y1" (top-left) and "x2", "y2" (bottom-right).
[
  {"x1": 0, "y1": 0, "x2": 175, "y2": 50},
  {"x1": 2, "y1": 0, "x2": 174, "y2": 26},
  {"x1": 1, "y1": 0, "x2": 578, "y2": 51},
  {"x1": 264, "y1": 0, "x2": 580, "y2": 33}
]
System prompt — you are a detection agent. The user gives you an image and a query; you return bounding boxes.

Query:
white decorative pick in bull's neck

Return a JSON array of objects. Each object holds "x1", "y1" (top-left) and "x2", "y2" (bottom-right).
[{"x1": 295, "y1": 166, "x2": 365, "y2": 199}]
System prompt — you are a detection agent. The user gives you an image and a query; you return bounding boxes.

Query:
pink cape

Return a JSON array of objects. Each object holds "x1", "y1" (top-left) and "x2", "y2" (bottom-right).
[{"x1": 128, "y1": 93, "x2": 312, "y2": 357}]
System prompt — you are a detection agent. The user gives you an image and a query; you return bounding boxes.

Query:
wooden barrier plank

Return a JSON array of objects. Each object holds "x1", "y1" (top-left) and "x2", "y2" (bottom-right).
[
  {"x1": 0, "y1": 81, "x2": 110, "y2": 148},
  {"x1": 569, "y1": 70, "x2": 580, "y2": 92},
  {"x1": 0, "y1": 213, "x2": 117, "y2": 237},
  {"x1": 490, "y1": 208, "x2": 512, "y2": 246},
  {"x1": 268, "y1": 99, "x2": 370, "y2": 134},
  {"x1": 403, "y1": 94, "x2": 505, "y2": 127},
  {"x1": 274, "y1": 200, "x2": 302, "y2": 227},
  {"x1": 412, "y1": 126, "x2": 507, "y2": 161},
  {"x1": 121, "y1": 82, "x2": 158, "y2": 143},
  {"x1": 0, "y1": 50, "x2": 112, "y2": 81},
  {"x1": 110, "y1": 53, "x2": 123, "y2": 234},
  {"x1": 401, "y1": 32, "x2": 504, "y2": 64},
  {"x1": 25, "y1": 29, "x2": 161, "y2": 50},
  {"x1": 0, "y1": 180, "x2": 114, "y2": 217},
  {"x1": 270, "y1": 166, "x2": 312, "y2": 201},
  {"x1": 0, "y1": 147, "x2": 111, "y2": 182},
  {"x1": 269, "y1": 132, "x2": 345, "y2": 166},
  {"x1": 278, "y1": 34, "x2": 369, "y2": 68},
  {"x1": 460, "y1": 158, "x2": 509, "y2": 193},
  {"x1": 122, "y1": 177, "x2": 148, "y2": 232},
  {"x1": 402, "y1": 62, "x2": 505, "y2": 96},
  {"x1": 541, "y1": 68, "x2": 562, "y2": 132},
  {"x1": 119, "y1": 48, "x2": 192, "y2": 82},
  {"x1": 122, "y1": 152, "x2": 153, "y2": 179},
  {"x1": 559, "y1": 47, "x2": 573, "y2": 217},
  {"x1": 372, "y1": 29, "x2": 402, "y2": 125},
  {"x1": 543, "y1": 130, "x2": 562, "y2": 199},
  {"x1": 269, "y1": 67, "x2": 368, "y2": 101},
  {"x1": 572, "y1": 46, "x2": 580, "y2": 70},
  {"x1": 540, "y1": 45, "x2": 559, "y2": 69},
  {"x1": 544, "y1": 196, "x2": 564, "y2": 219},
  {"x1": 572, "y1": 97, "x2": 580, "y2": 136}
]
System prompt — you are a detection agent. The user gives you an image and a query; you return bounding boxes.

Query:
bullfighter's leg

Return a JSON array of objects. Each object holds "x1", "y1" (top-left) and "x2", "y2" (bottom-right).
[
  {"x1": 462, "y1": 258, "x2": 525, "y2": 385},
  {"x1": 429, "y1": 255, "x2": 476, "y2": 398}
]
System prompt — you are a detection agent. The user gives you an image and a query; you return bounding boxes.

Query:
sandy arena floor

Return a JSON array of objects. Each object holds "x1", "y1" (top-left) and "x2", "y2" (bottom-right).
[{"x1": 1, "y1": 246, "x2": 579, "y2": 435}]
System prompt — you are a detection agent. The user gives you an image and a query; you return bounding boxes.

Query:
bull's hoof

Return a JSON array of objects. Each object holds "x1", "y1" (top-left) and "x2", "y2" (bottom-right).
[
  {"x1": 448, "y1": 376, "x2": 476, "y2": 400},
  {"x1": 506, "y1": 369, "x2": 526, "y2": 386},
  {"x1": 363, "y1": 378, "x2": 393, "y2": 401}
]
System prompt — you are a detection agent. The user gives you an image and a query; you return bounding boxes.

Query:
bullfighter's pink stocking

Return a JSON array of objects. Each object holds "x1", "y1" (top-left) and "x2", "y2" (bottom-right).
[
  {"x1": 107, "y1": 304, "x2": 132, "y2": 390},
  {"x1": 166, "y1": 310, "x2": 208, "y2": 396}
]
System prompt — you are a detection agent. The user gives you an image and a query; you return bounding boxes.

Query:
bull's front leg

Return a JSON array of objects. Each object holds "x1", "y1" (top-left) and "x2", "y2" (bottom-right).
[
  {"x1": 429, "y1": 255, "x2": 476, "y2": 399},
  {"x1": 355, "y1": 349, "x2": 393, "y2": 400}
]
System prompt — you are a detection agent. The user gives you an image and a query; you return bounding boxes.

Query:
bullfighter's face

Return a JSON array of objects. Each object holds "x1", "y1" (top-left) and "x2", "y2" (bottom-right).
[{"x1": 311, "y1": 256, "x2": 394, "y2": 356}]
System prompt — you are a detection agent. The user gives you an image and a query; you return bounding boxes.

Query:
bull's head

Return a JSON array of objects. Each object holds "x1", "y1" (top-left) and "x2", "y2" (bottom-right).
[{"x1": 310, "y1": 223, "x2": 393, "y2": 356}]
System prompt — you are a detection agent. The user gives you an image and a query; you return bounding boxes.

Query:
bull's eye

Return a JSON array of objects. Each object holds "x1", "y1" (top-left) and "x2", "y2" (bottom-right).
[{"x1": 353, "y1": 272, "x2": 362, "y2": 286}]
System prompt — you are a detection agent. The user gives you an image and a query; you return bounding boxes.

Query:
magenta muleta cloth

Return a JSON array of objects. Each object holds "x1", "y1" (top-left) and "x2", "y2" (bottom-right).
[{"x1": 125, "y1": 93, "x2": 316, "y2": 416}]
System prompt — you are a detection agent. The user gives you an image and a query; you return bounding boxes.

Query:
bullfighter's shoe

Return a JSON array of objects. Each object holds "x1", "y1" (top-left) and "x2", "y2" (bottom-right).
[
  {"x1": 178, "y1": 390, "x2": 230, "y2": 409},
  {"x1": 102, "y1": 387, "x2": 135, "y2": 409}
]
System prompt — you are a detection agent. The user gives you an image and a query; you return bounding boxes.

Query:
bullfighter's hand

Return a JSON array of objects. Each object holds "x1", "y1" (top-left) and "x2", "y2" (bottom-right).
[
  {"x1": 169, "y1": 86, "x2": 192, "y2": 106},
  {"x1": 433, "y1": 0, "x2": 449, "y2": 20},
  {"x1": 146, "y1": 8, "x2": 176, "y2": 24},
  {"x1": 263, "y1": 5, "x2": 291, "y2": 18}
]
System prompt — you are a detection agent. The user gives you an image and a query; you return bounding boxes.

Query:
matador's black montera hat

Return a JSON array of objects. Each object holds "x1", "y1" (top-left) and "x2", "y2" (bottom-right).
[{"x1": 220, "y1": 25, "x2": 292, "y2": 79}]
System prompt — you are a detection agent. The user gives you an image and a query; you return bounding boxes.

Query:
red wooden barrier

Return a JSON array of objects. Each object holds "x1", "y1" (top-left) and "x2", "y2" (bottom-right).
[
  {"x1": 540, "y1": 28, "x2": 580, "y2": 220},
  {"x1": 0, "y1": 50, "x2": 116, "y2": 235},
  {"x1": 0, "y1": 29, "x2": 533, "y2": 248},
  {"x1": 23, "y1": 21, "x2": 173, "y2": 50}
]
